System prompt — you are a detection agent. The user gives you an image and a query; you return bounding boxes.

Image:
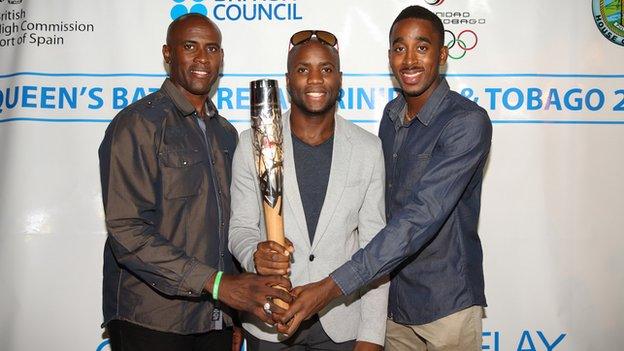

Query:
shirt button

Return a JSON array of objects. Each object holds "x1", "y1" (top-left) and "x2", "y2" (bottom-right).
[
  {"x1": 392, "y1": 153, "x2": 398, "y2": 158},
  {"x1": 211, "y1": 160, "x2": 216, "y2": 165},
  {"x1": 309, "y1": 254, "x2": 315, "y2": 262},
  {"x1": 220, "y1": 251, "x2": 225, "y2": 257},
  {"x1": 220, "y1": 222, "x2": 225, "y2": 227},
  {"x1": 388, "y1": 183, "x2": 393, "y2": 188},
  {"x1": 182, "y1": 160, "x2": 188, "y2": 165}
]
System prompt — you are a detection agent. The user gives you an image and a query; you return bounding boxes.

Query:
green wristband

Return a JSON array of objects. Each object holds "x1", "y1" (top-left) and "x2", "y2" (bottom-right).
[{"x1": 212, "y1": 271, "x2": 224, "y2": 300}]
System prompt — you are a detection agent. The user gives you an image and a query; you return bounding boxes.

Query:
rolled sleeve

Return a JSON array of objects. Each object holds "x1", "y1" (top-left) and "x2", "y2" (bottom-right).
[
  {"x1": 179, "y1": 259, "x2": 217, "y2": 296},
  {"x1": 330, "y1": 259, "x2": 366, "y2": 296}
]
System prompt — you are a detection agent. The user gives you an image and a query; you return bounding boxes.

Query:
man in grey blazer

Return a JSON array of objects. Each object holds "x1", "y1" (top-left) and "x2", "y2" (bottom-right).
[{"x1": 228, "y1": 30, "x2": 389, "y2": 350}]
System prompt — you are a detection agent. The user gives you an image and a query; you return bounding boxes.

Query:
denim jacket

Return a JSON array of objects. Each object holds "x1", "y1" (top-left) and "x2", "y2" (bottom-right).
[{"x1": 331, "y1": 79, "x2": 492, "y2": 325}]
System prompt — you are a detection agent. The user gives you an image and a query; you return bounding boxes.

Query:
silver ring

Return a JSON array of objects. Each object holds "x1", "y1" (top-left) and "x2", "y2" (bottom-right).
[{"x1": 263, "y1": 302, "x2": 272, "y2": 314}]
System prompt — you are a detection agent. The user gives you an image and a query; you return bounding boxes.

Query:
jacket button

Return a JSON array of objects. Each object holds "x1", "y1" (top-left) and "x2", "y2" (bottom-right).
[{"x1": 309, "y1": 254, "x2": 315, "y2": 262}]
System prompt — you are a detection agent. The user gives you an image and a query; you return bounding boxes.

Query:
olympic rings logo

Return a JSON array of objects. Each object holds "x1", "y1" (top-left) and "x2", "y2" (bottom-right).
[
  {"x1": 425, "y1": 0, "x2": 445, "y2": 5},
  {"x1": 444, "y1": 29, "x2": 478, "y2": 59}
]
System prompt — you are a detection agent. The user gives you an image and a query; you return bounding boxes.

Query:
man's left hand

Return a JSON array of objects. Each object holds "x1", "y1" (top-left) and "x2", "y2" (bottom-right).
[
  {"x1": 272, "y1": 277, "x2": 343, "y2": 335},
  {"x1": 353, "y1": 341, "x2": 383, "y2": 351}
]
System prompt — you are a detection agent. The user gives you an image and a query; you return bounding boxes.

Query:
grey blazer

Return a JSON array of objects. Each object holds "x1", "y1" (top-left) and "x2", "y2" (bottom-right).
[{"x1": 228, "y1": 111, "x2": 389, "y2": 344}]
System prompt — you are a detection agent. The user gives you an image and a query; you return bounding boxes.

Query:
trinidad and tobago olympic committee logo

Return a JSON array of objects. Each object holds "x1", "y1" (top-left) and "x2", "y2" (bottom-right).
[
  {"x1": 444, "y1": 29, "x2": 478, "y2": 59},
  {"x1": 423, "y1": 0, "x2": 486, "y2": 59},
  {"x1": 592, "y1": 0, "x2": 624, "y2": 46}
]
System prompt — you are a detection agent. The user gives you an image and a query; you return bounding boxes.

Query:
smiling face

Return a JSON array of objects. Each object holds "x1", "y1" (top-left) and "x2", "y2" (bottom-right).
[
  {"x1": 286, "y1": 40, "x2": 342, "y2": 117},
  {"x1": 162, "y1": 15, "x2": 223, "y2": 106},
  {"x1": 389, "y1": 18, "x2": 448, "y2": 102}
]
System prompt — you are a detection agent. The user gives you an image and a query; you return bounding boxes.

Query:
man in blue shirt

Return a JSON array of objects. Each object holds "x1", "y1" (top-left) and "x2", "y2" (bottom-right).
[{"x1": 274, "y1": 6, "x2": 492, "y2": 351}]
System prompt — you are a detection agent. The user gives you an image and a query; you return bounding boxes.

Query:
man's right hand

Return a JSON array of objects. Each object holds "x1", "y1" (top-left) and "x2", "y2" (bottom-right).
[
  {"x1": 206, "y1": 272, "x2": 293, "y2": 324},
  {"x1": 253, "y1": 239, "x2": 294, "y2": 276},
  {"x1": 273, "y1": 277, "x2": 343, "y2": 335}
]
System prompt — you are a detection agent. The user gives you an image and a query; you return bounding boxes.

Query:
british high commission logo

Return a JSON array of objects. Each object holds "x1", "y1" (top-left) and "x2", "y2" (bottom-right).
[
  {"x1": 170, "y1": 0, "x2": 303, "y2": 21},
  {"x1": 592, "y1": 0, "x2": 624, "y2": 46},
  {"x1": 423, "y1": 0, "x2": 486, "y2": 59}
]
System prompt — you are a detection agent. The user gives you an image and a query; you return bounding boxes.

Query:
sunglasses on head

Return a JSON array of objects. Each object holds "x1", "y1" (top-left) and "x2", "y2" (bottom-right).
[{"x1": 289, "y1": 30, "x2": 339, "y2": 50}]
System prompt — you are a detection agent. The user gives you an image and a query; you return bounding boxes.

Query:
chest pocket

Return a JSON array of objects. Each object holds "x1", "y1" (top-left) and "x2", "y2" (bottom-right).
[
  {"x1": 159, "y1": 149, "x2": 205, "y2": 199},
  {"x1": 400, "y1": 153, "x2": 432, "y2": 190}
]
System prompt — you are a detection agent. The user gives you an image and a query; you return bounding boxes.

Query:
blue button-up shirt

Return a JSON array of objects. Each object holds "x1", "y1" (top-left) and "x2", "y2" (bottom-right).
[{"x1": 331, "y1": 78, "x2": 492, "y2": 325}]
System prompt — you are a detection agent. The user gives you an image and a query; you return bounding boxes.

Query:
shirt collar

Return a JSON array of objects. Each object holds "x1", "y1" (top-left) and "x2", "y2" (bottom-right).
[
  {"x1": 389, "y1": 77, "x2": 450, "y2": 128},
  {"x1": 161, "y1": 78, "x2": 218, "y2": 119}
]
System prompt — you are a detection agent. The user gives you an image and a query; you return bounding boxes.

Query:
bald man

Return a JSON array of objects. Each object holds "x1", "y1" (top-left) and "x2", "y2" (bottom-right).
[{"x1": 99, "y1": 14, "x2": 291, "y2": 351}]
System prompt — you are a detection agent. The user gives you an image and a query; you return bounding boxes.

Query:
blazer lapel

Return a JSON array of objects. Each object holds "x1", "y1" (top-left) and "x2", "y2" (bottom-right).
[
  {"x1": 311, "y1": 115, "x2": 352, "y2": 251},
  {"x1": 282, "y1": 112, "x2": 311, "y2": 250}
]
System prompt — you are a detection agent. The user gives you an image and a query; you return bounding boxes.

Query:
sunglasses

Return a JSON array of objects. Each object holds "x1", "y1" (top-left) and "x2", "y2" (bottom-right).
[{"x1": 289, "y1": 30, "x2": 339, "y2": 51}]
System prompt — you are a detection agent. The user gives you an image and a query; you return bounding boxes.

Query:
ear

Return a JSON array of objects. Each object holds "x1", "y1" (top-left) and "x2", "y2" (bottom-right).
[
  {"x1": 285, "y1": 72, "x2": 290, "y2": 90},
  {"x1": 162, "y1": 44, "x2": 171, "y2": 64},
  {"x1": 439, "y1": 45, "x2": 449, "y2": 67}
]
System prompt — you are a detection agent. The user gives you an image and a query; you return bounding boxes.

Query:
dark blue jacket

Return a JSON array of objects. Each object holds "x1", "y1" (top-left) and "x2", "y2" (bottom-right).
[{"x1": 331, "y1": 78, "x2": 491, "y2": 324}]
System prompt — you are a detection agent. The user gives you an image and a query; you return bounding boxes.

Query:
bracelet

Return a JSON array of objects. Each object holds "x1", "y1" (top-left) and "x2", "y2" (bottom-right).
[{"x1": 212, "y1": 271, "x2": 224, "y2": 300}]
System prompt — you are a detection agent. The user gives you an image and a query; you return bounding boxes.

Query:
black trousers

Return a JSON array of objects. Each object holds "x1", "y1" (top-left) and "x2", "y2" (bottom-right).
[
  {"x1": 107, "y1": 320, "x2": 233, "y2": 351},
  {"x1": 243, "y1": 315, "x2": 355, "y2": 351}
]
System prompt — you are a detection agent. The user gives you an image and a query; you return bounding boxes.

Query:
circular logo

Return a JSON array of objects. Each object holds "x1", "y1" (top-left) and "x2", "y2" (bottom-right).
[
  {"x1": 171, "y1": 0, "x2": 208, "y2": 20},
  {"x1": 592, "y1": 0, "x2": 624, "y2": 46},
  {"x1": 425, "y1": 0, "x2": 445, "y2": 5},
  {"x1": 444, "y1": 29, "x2": 478, "y2": 59}
]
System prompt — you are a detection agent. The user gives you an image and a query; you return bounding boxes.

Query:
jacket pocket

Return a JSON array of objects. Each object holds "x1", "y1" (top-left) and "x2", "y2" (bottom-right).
[
  {"x1": 159, "y1": 149, "x2": 204, "y2": 199},
  {"x1": 401, "y1": 153, "x2": 432, "y2": 189}
]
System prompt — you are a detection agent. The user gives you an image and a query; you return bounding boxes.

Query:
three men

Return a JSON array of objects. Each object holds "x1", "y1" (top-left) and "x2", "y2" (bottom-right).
[
  {"x1": 100, "y1": 5, "x2": 492, "y2": 351},
  {"x1": 228, "y1": 31, "x2": 389, "y2": 350},
  {"x1": 275, "y1": 6, "x2": 493, "y2": 351},
  {"x1": 99, "y1": 14, "x2": 291, "y2": 351}
]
